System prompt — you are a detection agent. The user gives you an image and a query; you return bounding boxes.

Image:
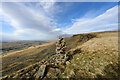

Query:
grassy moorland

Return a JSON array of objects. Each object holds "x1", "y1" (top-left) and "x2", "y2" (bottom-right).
[
  {"x1": 43, "y1": 31, "x2": 118, "y2": 79},
  {"x1": 1, "y1": 31, "x2": 119, "y2": 79},
  {"x1": 2, "y1": 41, "x2": 56, "y2": 76},
  {"x1": 62, "y1": 31, "x2": 118, "y2": 78}
]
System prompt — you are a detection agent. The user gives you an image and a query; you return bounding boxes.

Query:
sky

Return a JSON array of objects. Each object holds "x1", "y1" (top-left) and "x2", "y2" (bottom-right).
[{"x1": 0, "y1": 2, "x2": 118, "y2": 41}]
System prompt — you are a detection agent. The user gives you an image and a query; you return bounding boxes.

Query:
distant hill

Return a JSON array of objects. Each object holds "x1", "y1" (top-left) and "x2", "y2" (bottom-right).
[
  {"x1": 1, "y1": 31, "x2": 119, "y2": 79},
  {"x1": 1, "y1": 40, "x2": 48, "y2": 53}
]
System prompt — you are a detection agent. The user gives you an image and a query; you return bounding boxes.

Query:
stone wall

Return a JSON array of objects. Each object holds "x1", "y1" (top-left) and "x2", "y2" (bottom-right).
[{"x1": 2, "y1": 36, "x2": 70, "y2": 80}]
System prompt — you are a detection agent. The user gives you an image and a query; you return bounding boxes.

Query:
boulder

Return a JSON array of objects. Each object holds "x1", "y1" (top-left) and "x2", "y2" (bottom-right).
[
  {"x1": 34, "y1": 65, "x2": 47, "y2": 80},
  {"x1": 66, "y1": 61, "x2": 70, "y2": 65}
]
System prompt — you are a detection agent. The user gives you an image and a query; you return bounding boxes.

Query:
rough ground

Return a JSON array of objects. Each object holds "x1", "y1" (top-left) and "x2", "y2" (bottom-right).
[
  {"x1": 63, "y1": 31, "x2": 118, "y2": 78},
  {"x1": 2, "y1": 41, "x2": 56, "y2": 76},
  {"x1": 1, "y1": 31, "x2": 119, "y2": 79}
]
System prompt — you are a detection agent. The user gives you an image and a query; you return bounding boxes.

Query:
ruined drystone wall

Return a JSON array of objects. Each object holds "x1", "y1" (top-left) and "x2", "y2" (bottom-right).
[{"x1": 2, "y1": 36, "x2": 70, "y2": 80}]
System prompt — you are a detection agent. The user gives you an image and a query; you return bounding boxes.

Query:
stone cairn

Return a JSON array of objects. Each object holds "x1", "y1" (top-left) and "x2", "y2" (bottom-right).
[
  {"x1": 2, "y1": 36, "x2": 69, "y2": 80},
  {"x1": 56, "y1": 36, "x2": 68, "y2": 64}
]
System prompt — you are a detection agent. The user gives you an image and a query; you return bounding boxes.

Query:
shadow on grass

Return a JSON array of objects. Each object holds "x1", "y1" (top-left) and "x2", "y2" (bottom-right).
[{"x1": 96, "y1": 62, "x2": 119, "y2": 80}]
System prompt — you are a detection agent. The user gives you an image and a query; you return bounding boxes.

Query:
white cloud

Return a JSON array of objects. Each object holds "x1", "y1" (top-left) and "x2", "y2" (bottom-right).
[
  {"x1": 1, "y1": 2, "x2": 118, "y2": 41},
  {"x1": 1, "y1": 2, "x2": 61, "y2": 41},
  {"x1": 13, "y1": 29, "x2": 57, "y2": 40},
  {"x1": 39, "y1": 0, "x2": 56, "y2": 10},
  {"x1": 52, "y1": 28, "x2": 61, "y2": 31},
  {"x1": 35, "y1": 0, "x2": 59, "y2": 17},
  {"x1": 65, "y1": 6, "x2": 118, "y2": 34},
  {"x1": 3, "y1": 3, "x2": 52, "y2": 31}
]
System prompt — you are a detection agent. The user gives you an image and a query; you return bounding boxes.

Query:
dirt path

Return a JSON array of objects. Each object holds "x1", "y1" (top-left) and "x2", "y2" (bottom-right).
[{"x1": 2, "y1": 41, "x2": 56, "y2": 58}]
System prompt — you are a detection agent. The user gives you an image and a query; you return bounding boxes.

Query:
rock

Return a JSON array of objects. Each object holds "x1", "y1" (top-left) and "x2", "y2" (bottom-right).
[
  {"x1": 25, "y1": 73, "x2": 30, "y2": 78},
  {"x1": 31, "y1": 69, "x2": 36, "y2": 75},
  {"x1": 13, "y1": 73, "x2": 19, "y2": 78},
  {"x1": 56, "y1": 36, "x2": 66, "y2": 55},
  {"x1": 65, "y1": 56, "x2": 69, "y2": 61},
  {"x1": 34, "y1": 65, "x2": 47, "y2": 80},
  {"x1": 20, "y1": 74, "x2": 26, "y2": 79},
  {"x1": 19, "y1": 73, "x2": 23, "y2": 77},
  {"x1": 2, "y1": 75, "x2": 8, "y2": 80},
  {"x1": 60, "y1": 55, "x2": 64, "y2": 59},
  {"x1": 66, "y1": 61, "x2": 70, "y2": 65},
  {"x1": 76, "y1": 58, "x2": 79, "y2": 60}
]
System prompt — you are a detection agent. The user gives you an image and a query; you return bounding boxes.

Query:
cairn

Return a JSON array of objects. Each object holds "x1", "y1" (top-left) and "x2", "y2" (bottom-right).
[
  {"x1": 56, "y1": 36, "x2": 66, "y2": 54},
  {"x1": 56, "y1": 36, "x2": 68, "y2": 64}
]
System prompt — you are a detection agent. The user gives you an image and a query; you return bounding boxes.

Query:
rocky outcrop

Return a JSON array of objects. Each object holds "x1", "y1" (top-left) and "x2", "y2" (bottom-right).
[{"x1": 34, "y1": 65, "x2": 46, "y2": 80}]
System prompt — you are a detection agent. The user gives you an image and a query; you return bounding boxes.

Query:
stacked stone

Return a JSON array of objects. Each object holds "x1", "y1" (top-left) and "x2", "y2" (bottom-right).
[
  {"x1": 56, "y1": 36, "x2": 68, "y2": 63},
  {"x1": 56, "y1": 36, "x2": 66, "y2": 54}
]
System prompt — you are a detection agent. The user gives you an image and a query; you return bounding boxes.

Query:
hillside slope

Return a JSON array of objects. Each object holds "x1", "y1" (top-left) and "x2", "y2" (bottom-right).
[
  {"x1": 2, "y1": 41, "x2": 56, "y2": 76},
  {"x1": 2, "y1": 31, "x2": 119, "y2": 79},
  {"x1": 64, "y1": 31, "x2": 118, "y2": 78},
  {"x1": 2, "y1": 31, "x2": 96, "y2": 76}
]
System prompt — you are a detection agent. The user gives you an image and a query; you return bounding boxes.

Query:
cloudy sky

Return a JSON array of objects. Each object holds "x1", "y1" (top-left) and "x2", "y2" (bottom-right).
[{"x1": 0, "y1": 2, "x2": 118, "y2": 41}]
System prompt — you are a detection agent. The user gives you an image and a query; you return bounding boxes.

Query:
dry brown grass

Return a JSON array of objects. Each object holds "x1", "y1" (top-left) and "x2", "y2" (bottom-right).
[
  {"x1": 2, "y1": 31, "x2": 119, "y2": 79},
  {"x1": 62, "y1": 31, "x2": 118, "y2": 78},
  {"x1": 2, "y1": 41, "x2": 56, "y2": 76}
]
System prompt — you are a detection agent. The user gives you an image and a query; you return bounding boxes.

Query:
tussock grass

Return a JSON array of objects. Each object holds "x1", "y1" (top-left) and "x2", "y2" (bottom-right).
[
  {"x1": 62, "y1": 31, "x2": 118, "y2": 78},
  {"x1": 2, "y1": 31, "x2": 119, "y2": 79}
]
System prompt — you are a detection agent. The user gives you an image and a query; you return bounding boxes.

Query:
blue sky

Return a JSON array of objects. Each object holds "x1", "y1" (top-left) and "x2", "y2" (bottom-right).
[
  {"x1": 0, "y1": 2, "x2": 118, "y2": 40},
  {"x1": 54, "y1": 2, "x2": 118, "y2": 29}
]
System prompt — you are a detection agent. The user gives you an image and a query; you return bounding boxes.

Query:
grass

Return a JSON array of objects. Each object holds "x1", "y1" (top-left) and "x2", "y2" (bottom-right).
[
  {"x1": 2, "y1": 42, "x2": 56, "y2": 76},
  {"x1": 2, "y1": 31, "x2": 119, "y2": 79},
  {"x1": 61, "y1": 31, "x2": 118, "y2": 78},
  {"x1": 64, "y1": 52, "x2": 118, "y2": 78}
]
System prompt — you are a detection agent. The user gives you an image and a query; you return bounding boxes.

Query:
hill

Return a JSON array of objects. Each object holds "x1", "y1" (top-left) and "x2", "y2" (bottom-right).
[
  {"x1": 1, "y1": 31, "x2": 119, "y2": 79},
  {"x1": 1, "y1": 41, "x2": 48, "y2": 53}
]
